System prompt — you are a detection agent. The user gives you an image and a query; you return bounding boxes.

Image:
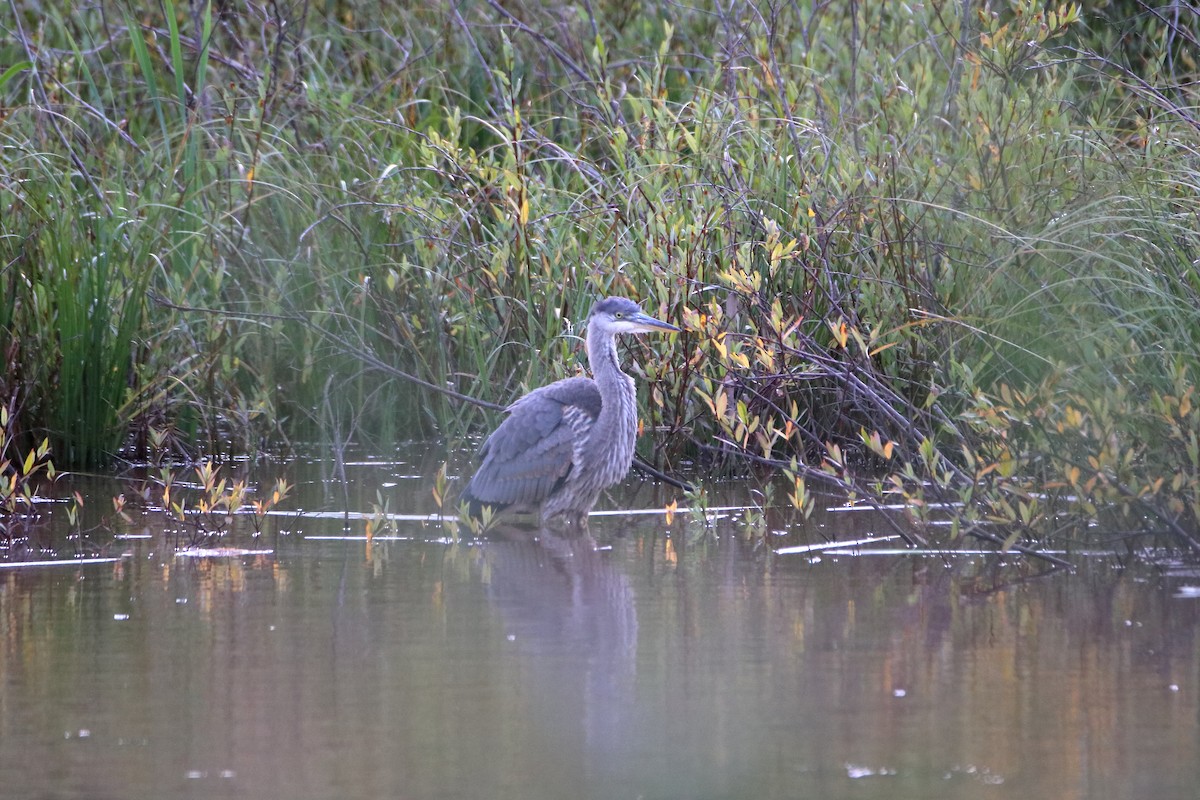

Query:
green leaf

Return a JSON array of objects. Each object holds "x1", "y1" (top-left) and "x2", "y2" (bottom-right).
[{"x1": 0, "y1": 61, "x2": 32, "y2": 92}]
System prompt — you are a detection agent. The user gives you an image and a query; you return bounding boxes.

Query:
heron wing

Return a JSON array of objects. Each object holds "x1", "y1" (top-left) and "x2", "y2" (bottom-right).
[{"x1": 465, "y1": 377, "x2": 601, "y2": 510}]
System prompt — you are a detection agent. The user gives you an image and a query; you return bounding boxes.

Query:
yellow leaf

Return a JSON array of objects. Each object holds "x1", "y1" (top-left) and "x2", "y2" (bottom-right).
[
  {"x1": 829, "y1": 319, "x2": 849, "y2": 349},
  {"x1": 714, "y1": 390, "x2": 728, "y2": 420},
  {"x1": 1064, "y1": 405, "x2": 1083, "y2": 428}
]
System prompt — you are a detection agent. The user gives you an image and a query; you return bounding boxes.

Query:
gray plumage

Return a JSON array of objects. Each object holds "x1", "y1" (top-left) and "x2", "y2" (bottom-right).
[{"x1": 462, "y1": 297, "x2": 679, "y2": 526}]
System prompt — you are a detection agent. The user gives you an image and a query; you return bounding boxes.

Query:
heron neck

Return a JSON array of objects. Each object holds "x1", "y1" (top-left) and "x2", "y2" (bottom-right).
[
  {"x1": 587, "y1": 328, "x2": 632, "y2": 399},
  {"x1": 585, "y1": 324, "x2": 640, "y2": 484}
]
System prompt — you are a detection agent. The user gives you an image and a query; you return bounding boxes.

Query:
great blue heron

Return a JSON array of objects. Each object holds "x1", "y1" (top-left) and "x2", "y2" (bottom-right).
[{"x1": 461, "y1": 297, "x2": 680, "y2": 527}]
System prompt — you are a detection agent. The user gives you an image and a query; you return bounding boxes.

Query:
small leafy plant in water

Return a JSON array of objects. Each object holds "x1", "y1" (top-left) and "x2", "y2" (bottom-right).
[
  {"x1": 430, "y1": 462, "x2": 462, "y2": 541},
  {"x1": 456, "y1": 500, "x2": 497, "y2": 538},
  {"x1": 369, "y1": 489, "x2": 397, "y2": 539},
  {"x1": 0, "y1": 405, "x2": 55, "y2": 549},
  {"x1": 781, "y1": 459, "x2": 815, "y2": 519},
  {"x1": 682, "y1": 484, "x2": 713, "y2": 528},
  {"x1": 159, "y1": 460, "x2": 291, "y2": 548}
]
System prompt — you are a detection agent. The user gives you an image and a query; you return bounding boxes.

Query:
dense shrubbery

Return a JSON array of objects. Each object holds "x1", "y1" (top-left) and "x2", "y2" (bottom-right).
[{"x1": 1, "y1": 1, "x2": 1198, "y2": 555}]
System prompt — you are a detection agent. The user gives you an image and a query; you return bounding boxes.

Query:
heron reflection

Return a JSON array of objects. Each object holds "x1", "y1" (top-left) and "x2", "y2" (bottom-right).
[{"x1": 480, "y1": 525, "x2": 639, "y2": 769}]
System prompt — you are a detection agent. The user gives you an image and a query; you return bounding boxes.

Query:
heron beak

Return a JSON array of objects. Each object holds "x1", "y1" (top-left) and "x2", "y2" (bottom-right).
[{"x1": 629, "y1": 311, "x2": 681, "y2": 333}]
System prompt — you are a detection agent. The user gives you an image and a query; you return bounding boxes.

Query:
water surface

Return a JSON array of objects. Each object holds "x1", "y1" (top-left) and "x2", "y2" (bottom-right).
[{"x1": 1, "y1": 466, "x2": 1198, "y2": 799}]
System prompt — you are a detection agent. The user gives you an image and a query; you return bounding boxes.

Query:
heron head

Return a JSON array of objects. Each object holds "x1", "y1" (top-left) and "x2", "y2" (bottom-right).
[{"x1": 589, "y1": 297, "x2": 680, "y2": 336}]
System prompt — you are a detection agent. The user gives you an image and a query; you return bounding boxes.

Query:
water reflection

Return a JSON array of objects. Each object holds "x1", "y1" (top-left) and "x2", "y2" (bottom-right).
[
  {"x1": 1, "y1": 482, "x2": 1199, "y2": 799},
  {"x1": 480, "y1": 526, "x2": 638, "y2": 778}
]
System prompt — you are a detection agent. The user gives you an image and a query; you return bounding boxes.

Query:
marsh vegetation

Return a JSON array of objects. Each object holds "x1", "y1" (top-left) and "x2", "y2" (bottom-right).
[{"x1": 2, "y1": 0, "x2": 1199, "y2": 559}]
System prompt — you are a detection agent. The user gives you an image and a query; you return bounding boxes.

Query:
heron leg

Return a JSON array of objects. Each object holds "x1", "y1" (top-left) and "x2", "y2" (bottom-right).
[{"x1": 540, "y1": 509, "x2": 590, "y2": 536}]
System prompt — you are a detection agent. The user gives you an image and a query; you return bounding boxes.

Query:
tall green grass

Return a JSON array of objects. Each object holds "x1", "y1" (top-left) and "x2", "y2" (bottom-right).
[{"x1": 0, "y1": 152, "x2": 150, "y2": 465}]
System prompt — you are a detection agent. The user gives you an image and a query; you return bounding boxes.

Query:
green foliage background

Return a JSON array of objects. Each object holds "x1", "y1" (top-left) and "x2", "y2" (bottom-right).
[{"x1": 1, "y1": 0, "x2": 1198, "y2": 552}]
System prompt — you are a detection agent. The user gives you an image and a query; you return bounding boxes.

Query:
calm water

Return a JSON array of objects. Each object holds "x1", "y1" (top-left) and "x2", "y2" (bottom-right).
[{"x1": 1, "y1": 464, "x2": 1199, "y2": 800}]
